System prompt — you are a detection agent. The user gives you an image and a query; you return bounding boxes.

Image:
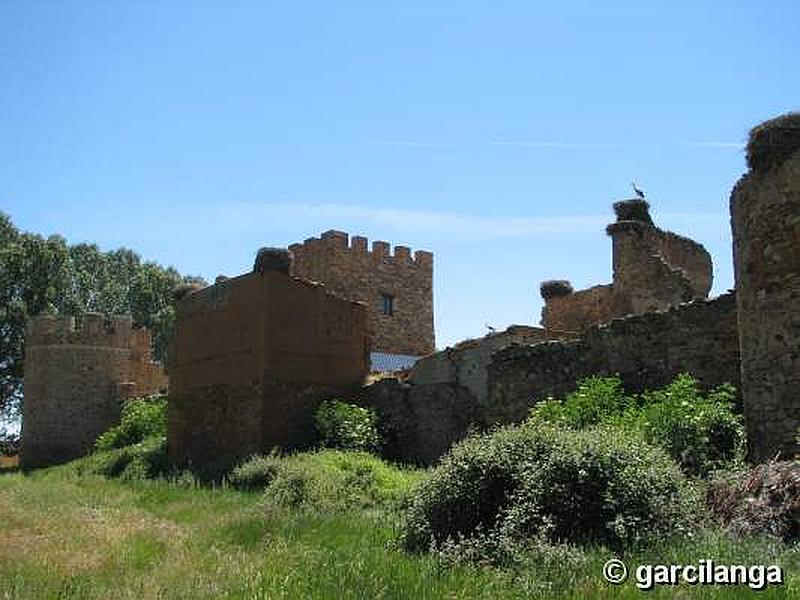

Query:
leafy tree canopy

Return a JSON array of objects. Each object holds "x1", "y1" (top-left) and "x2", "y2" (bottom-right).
[{"x1": 0, "y1": 211, "x2": 205, "y2": 420}]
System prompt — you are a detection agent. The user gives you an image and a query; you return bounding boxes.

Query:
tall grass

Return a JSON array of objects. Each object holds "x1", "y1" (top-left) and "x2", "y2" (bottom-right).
[{"x1": 1, "y1": 458, "x2": 798, "y2": 598}]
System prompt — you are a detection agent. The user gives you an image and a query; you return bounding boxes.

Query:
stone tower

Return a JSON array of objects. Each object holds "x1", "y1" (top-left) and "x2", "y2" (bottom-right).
[
  {"x1": 20, "y1": 313, "x2": 168, "y2": 469},
  {"x1": 289, "y1": 230, "x2": 434, "y2": 357},
  {"x1": 168, "y1": 248, "x2": 370, "y2": 466},
  {"x1": 731, "y1": 112, "x2": 800, "y2": 461},
  {"x1": 540, "y1": 199, "x2": 713, "y2": 332}
]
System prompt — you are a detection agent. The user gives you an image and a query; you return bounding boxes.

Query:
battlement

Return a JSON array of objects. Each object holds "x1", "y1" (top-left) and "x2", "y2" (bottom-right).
[
  {"x1": 289, "y1": 230, "x2": 433, "y2": 268},
  {"x1": 21, "y1": 313, "x2": 168, "y2": 468},
  {"x1": 289, "y1": 229, "x2": 435, "y2": 356},
  {"x1": 26, "y1": 313, "x2": 134, "y2": 348}
]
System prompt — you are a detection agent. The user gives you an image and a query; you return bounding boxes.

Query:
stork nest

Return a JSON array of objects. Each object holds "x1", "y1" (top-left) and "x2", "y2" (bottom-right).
[
  {"x1": 540, "y1": 279, "x2": 574, "y2": 300},
  {"x1": 612, "y1": 198, "x2": 653, "y2": 225},
  {"x1": 747, "y1": 112, "x2": 800, "y2": 173},
  {"x1": 707, "y1": 459, "x2": 800, "y2": 542},
  {"x1": 253, "y1": 247, "x2": 291, "y2": 275}
]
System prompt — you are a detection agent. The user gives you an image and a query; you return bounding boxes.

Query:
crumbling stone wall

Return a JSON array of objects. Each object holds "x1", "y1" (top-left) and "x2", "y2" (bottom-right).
[
  {"x1": 168, "y1": 250, "x2": 371, "y2": 467},
  {"x1": 540, "y1": 283, "x2": 614, "y2": 334},
  {"x1": 541, "y1": 200, "x2": 713, "y2": 331},
  {"x1": 20, "y1": 314, "x2": 168, "y2": 469},
  {"x1": 731, "y1": 113, "x2": 800, "y2": 462},
  {"x1": 353, "y1": 326, "x2": 564, "y2": 464},
  {"x1": 408, "y1": 326, "x2": 565, "y2": 406},
  {"x1": 289, "y1": 230, "x2": 434, "y2": 356},
  {"x1": 489, "y1": 293, "x2": 740, "y2": 425},
  {"x1": 354, "y1": 378, "x2": 481, "y2": 465}
]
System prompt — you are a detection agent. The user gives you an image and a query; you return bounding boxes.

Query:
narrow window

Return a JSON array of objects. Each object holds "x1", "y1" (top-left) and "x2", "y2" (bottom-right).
[{"x1": 382, "y1": 293, "x2": 395, "y2": 316}]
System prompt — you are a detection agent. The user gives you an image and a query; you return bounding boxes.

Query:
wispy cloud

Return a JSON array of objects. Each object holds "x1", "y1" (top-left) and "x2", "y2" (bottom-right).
[
  {"x1": 490, "y1": 141, "x2": 625, "y2": 149},
  {"x1": 212, "y1": 201, "x2": 609, "y2": 239},
  {"x1": 371, "y1": 140, "x2": 447, "y2": 148},
  {"x1": 683, "y1": 141, "x2": 745, "y2": 149}
]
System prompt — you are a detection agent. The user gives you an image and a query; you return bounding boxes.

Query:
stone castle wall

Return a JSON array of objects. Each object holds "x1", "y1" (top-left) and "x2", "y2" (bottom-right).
[
  {"x1": 20, "y1": 314, "x2": 168, "y2": 469},
  {"x1": 357, "y1": 294, "x2": 739, "y2": 465},
  {"x1": 408, "y1": 325, "x2": 565, "y2": 405},
  {"x1": 541, "y1": 200, "x2": 713, "y2": 332},
  {"x1": 289, "y1": 230, "x2": 434, "y2": 356},
  {"x1": 168, "y1": 252, "x2": 371, "y2": 467},
  {"x1": 731, "y1": 113, "x2": 800, "y2": 461},
  {"x1": 489, "y1": 293, "x2": 739, "y2": 424}
]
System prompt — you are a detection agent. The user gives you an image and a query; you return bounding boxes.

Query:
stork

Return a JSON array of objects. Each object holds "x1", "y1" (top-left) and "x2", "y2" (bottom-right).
[{"x1": 631, "y1": 182, "x2": 646, "y2": 199}]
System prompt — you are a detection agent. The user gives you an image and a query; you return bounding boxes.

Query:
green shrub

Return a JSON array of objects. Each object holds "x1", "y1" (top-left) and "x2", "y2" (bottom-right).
[
  {"x1": 530, "y1": 374, "x2": 745, "y2": 477},
  {"x1": 95, "y1": 395, "x2": 167, "y2": 451},
  {"x1": 401, "y1": 421, "x2": 697, "y2": 562},
  {"x1": 77, "y1": 435, "x2": 169, "y2": 480},
  {"x1": 532, "y1": 376, "x2": 631, "y2": 429},
  {"x1": 314, "y1": 400, "x2": 380, "y2": 452},
  {"x1": 636, "y1": 376, "x2": 744, "y2": 477},
  {"x1": 258, "y1": 449, "x2": 423, "y2": 512},
  {"x1": 228, "y1": 452, "x2": 283, "y2": 491}
]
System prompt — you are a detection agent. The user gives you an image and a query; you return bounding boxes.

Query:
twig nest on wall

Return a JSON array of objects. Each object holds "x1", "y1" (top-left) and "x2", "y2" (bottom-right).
[
  {"x1": 540, "y1": 279, "x2": 574, "y2": 300},
  {"x1": 253, "y1": 247, "x2": 292, "y2": 275},
  {"x1": 747, "y1": 112, "x2": 800, "y2": 173},
  {"x1": 613, "y1": 198, "x2": 653, "y2": 225}
]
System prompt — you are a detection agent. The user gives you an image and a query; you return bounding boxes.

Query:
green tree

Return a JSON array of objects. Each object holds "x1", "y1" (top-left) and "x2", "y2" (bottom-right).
[{"x1": 0, "y1": 211, "x2": 205, "y2": 418}]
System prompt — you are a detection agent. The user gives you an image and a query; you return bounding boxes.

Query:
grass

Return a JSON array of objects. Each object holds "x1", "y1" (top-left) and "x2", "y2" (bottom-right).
[{"x1": 1, "y1": 456, "x2": 799, "y2": 599}]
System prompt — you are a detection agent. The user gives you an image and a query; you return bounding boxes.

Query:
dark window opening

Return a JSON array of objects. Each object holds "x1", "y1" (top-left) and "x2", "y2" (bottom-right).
[{"x1": 382, "y1": 293, "x2": 395, "y2": 316}]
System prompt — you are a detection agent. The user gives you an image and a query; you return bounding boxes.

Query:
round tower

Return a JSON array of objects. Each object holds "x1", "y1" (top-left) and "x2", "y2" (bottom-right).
[
  {"x1": 20, "y1": 313, "x2": 136, "y2": 469},
  {"x1": 731, "y1": 113, "x2": 800, "y2": 461}
]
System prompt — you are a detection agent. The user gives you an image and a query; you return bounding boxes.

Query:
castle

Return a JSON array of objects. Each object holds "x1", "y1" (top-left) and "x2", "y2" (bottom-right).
[
  {"x1": 20, "y1": 314, "x2": 167, "y2": 469},
  {"x1": 168, "y1": 248, "x2": 370, "y2": 466},
  {"x1": 540, "y1": 198, "x2": 712, "y2": 332},
  {"x1": 18, "y1": 112, "x2": 800, "y2": 470},
  {"x1": 289, "y1": 230, "x2": 434, "y2": 360}
]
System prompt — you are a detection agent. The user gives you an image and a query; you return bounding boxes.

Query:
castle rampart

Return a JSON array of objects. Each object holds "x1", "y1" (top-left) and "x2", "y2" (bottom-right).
[
  {"x1": 540, "y1": 199, "x2": 713, "y2": 332},
  {"x1": 168, "y1": 248, "x2": 371, "y2": 467},
  {"x1": 289, "y1": 230, "x2": 434, "y2": 357},
  {"x1": 490, "y1": 293, "x2": 739, "y2": 425},
  {"x1": 731, "y1": 112, "x2": 800, "y2": 461},
  {"x1": 20, "y1": 314, "x2": 168, "y2": 469}
]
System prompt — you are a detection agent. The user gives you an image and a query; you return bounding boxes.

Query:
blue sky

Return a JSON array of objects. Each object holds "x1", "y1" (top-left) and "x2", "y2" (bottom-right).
[{"x1": 2, "y1": 1, "x2": 798, "y2": 348}]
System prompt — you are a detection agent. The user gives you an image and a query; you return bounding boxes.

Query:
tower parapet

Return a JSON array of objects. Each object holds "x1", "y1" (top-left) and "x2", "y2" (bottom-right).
[{"x1": 289, "y1": 230, "x2": 434, "y2": 356}]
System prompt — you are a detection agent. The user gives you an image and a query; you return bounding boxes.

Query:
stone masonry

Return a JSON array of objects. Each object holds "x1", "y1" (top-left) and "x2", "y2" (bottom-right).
[
  {"x1": 731, "y1": 112, "x2": 800, "y2": 461},
  {"x1": 20, "y1": 314, "x2": 168, "y2": 469},
  {"x1": 289, "y1": 230, "x2": 434, "y2": 356},
  {"x1": 168, "y1": 249, "x2": 371, "y2": 467},
  {"x1": 541, "y1": 199, "x2": 713, "y2": 332},
  {"x1": 488, "y1": 293, "x2": 740, "y2": 425},
  {"x1": 357, "y1": 294, "x2": 739, "y2": 465}
]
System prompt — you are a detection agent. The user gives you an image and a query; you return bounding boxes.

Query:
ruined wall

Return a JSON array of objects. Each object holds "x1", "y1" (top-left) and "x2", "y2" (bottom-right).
[
  {"x1": 168, "y1": 256, "x2": 371, "y2": 467},
  {"x1": 408, "y1": 325, "x2": 565, "y2": 406},
  {"x1": 731, "y1": 113, "x2": 800, "y2": 461},
  {"x1": 20, "y1": 314, "x2": 168, "y2": 469},
  {"x1": 540, "y1": 284, "x2": 615, "y2": 334},
  {"x1": 609, "y1": 216, "x2": 711, "y2": 316},
  {"x1": 355, "y1": 379, "x2": 481, "y2": 465},
  {"x1": 540, "y1": 200, "x2": 713, "y2": 332},
  {"x1": 353, "y1": 326, "x2": 564, "y2": 464},
  {"x1": 289, "y1": 230, "x2": 434, "y2": 356},
  {"x1": 489, "y1": 293, "x2": 740, "y2": 425}
]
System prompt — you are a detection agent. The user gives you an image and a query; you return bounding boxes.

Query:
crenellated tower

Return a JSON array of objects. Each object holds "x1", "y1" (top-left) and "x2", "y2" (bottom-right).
[
  {"x1": 289, "y1": 230, "x2": 434, "y2": 357},
  {"x1": 20, "y1": 313, "x2": 168, "y2": 469}
]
